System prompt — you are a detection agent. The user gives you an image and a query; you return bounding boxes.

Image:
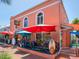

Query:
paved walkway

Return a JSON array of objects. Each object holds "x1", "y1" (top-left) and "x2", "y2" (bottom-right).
[
  {"x1": 0, "y1": 45, "x2": 79, "y2": 59},
  {"x1": 70, "y1": 56, "x2": 79, "y2": 59},
  {"x1": 0, "y1": 45, "x2": 47, "y2": 59}
]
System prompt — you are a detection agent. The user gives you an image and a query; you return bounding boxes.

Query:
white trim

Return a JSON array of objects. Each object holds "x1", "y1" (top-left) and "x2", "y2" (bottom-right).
[
  {"x1": 35, "y1": 11, "x2": 44, "y2": 25},
  {"x1": 23, "y1": 17, "x2": 29, "y2": 27},
  {"x1": 14, "y1": 0, "x2": 60, "y2": 19}
]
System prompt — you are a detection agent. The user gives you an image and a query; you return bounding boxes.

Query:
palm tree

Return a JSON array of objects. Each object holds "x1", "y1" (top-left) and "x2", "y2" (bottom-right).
[
  {"x1": 72, "y1": 18, "x2": 79, "y2": 24},
  {"x1": 0, "y1": 0, "x2": 11, "y2": 5},
  {"x1": 72, "y1": 18, "x2": 79, "y2": 37}
]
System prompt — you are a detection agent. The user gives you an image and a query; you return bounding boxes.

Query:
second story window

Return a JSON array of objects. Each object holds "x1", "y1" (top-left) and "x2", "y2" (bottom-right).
[
  {"x1": 24, "y1": 18, "x2": 28, "y2": 27},
  {"x1": 37, "y1": 13, "x2": 44, "y2": 24}
]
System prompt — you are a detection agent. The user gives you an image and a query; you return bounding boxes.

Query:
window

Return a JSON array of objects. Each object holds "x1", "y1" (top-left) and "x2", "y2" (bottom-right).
[
  {"x1": 37, "y1": 13, "x2": 43, "y2": 24},
  {"x1": 36, "y1": 33, "x2": 43, "y2": 40},
  {"x1": 24, "y1": 18, "x2": 28, "y2": 27},
  {"x1": 36, "y1": 33, "x2": 51, "y2": 46},
  {"x1": 36, "y1": 33, "x2": 43, "y2": 45}
]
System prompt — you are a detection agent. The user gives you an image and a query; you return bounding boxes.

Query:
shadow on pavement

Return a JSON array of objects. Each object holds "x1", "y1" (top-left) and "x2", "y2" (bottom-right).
[
  {"x1": 15, "y1": 50, "x2": 28, "y2": 55},
  {"x1": 22, "y1": 54, "x2": 48, "y2": 59},
  {"x1": 0, "y1": 44, "x2": 8, "y2": 48}
]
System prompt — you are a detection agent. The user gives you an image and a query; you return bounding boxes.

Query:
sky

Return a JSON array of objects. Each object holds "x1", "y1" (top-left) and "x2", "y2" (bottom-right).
[{"x1": 0, "y1": 0, "x2": 79, "y2": 28}]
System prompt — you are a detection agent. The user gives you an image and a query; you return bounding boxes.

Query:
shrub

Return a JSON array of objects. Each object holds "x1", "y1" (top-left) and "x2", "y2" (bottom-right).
[{"x1": 0, "y1": 52, "x2": 12, "y2": 59}]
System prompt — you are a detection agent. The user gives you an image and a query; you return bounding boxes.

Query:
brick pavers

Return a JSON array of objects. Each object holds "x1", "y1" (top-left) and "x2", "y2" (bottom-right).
[
  {"x1": 0, "y1": 45, "x2": 79, "y2": 59},
  {"x1": 70, "y1": 56, "x2": 79, "y2": 59},
  {"x1": 0, "y1": 46, "x2": 48, "y2": 59}
]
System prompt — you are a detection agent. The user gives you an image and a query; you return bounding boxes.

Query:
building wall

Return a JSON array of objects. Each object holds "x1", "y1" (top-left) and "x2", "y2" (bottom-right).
[{"x1": 10, "y1": 0, "x2": 70, "y2": 47}]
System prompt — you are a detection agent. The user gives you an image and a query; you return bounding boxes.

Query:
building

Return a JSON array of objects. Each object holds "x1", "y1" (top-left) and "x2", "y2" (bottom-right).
[
  {"x1": 10, "y1": 0, "x2": 71, "y2": 47},
  {"x1": 0, "y1": 26, "x2": 10, "y2": 32}
]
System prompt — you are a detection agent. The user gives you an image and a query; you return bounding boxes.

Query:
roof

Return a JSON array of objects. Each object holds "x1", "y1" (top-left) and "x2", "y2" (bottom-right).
[
  {"x1": 13, "y1": 0, "x2": 59, "y2": 19},
  {"x1": 67, "y1": 24, "x2": 79, "y2": 30}
]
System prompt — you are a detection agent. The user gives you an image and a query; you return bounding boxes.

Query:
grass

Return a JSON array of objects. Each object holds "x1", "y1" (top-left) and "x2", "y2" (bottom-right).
[{"x1": 0, "y1": 52, "x2": 12, "y2": 59}]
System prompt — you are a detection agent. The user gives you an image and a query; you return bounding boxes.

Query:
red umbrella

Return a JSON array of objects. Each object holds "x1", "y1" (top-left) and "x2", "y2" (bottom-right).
[
  {"x1": 0, "y1": 31, "x2": 14, "y2": 35},
  {"x1": 0, "y1": 31, "x2": 8, "y2": 35},
  {"x1": 22, "y1": 25, "x2": 56, "y2": 32},
  {"x1": 22, "y1": 25, "x2": 56, "y2": 51}
]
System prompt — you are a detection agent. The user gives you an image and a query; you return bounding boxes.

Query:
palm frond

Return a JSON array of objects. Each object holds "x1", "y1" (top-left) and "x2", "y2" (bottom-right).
[
  {"x1": 72, "y1": 18, "x2": 79, "y2": 24},
  {"x1": 0, "y1": 0, "x2": 11, "y2": 5}
]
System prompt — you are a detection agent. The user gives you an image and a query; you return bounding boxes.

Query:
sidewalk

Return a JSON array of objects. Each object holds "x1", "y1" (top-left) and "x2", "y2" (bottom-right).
[
  {"x1": 0, "y1": 45, "x2": 79, "y2": 59},
  {"x1": 70, "y1": 56, "x2": 79, "y2": 59},
  {"x1": 0, "y1": 45, "x2": 47, "y2": 59}
]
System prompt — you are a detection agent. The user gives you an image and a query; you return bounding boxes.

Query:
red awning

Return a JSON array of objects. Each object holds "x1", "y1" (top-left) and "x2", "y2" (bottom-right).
[
  {"x1": 22, "y1": 25, "x2": 56, "y2": 33},
  {"x1": 0, "y1": 31, "x2": 14, "y2": 35}
]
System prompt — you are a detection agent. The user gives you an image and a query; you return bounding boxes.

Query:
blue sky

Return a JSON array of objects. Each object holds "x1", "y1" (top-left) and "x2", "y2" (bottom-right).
[{"x1": 0, "y1": 0, "x2": 79, "y2": 28}]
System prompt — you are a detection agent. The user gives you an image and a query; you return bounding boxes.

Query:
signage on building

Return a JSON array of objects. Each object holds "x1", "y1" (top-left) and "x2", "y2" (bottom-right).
[{"x1": 14, "y1": 20, "x2": 21, "y2": 26}]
